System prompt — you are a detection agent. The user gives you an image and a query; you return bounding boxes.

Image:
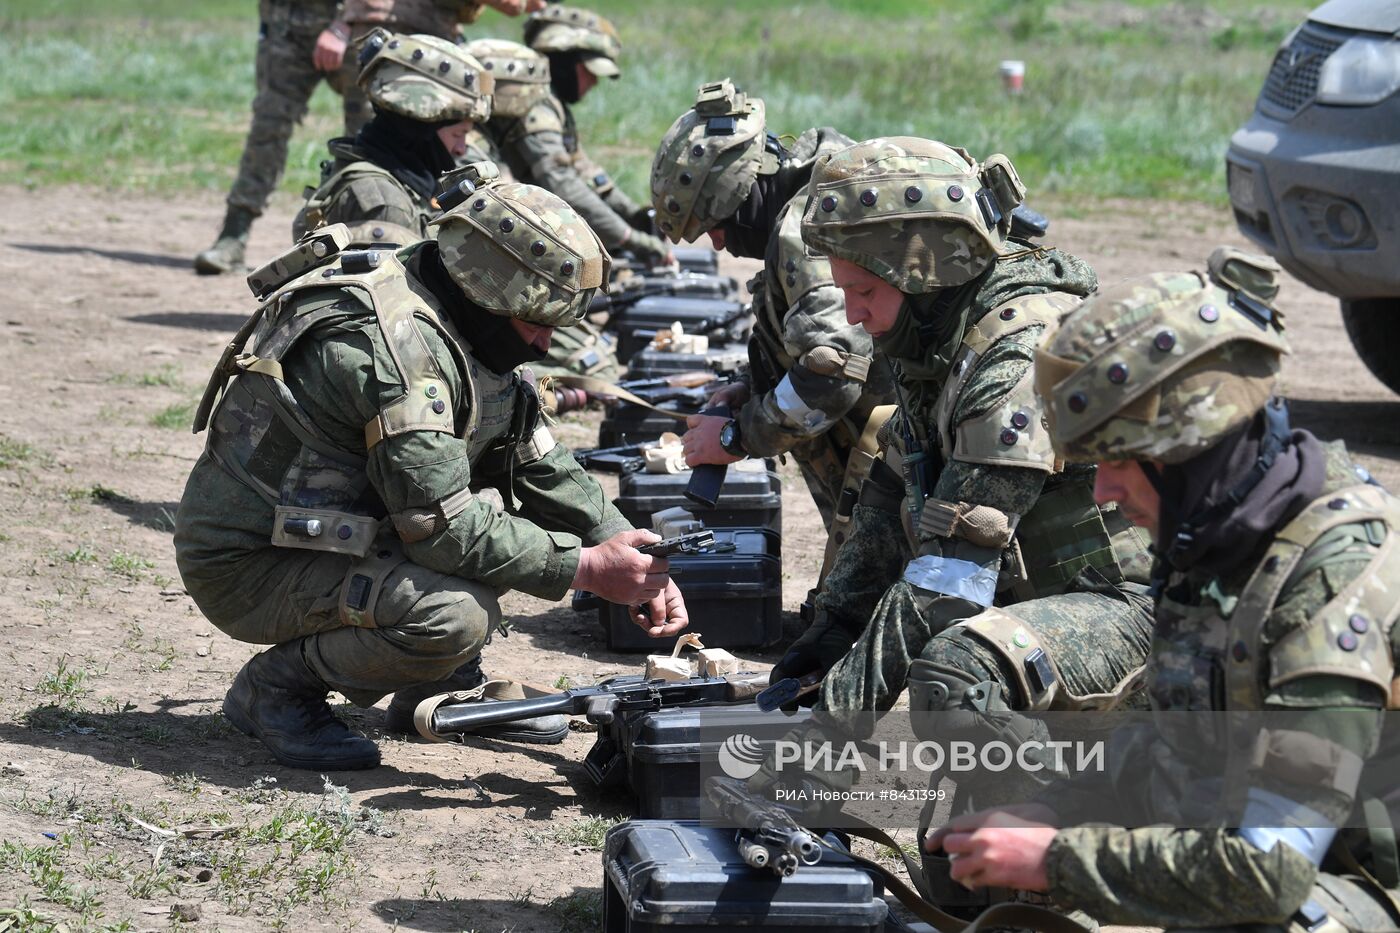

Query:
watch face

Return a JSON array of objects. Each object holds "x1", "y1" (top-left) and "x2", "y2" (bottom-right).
[{"x1": 720, "y1": 422, "x2": 737, "y2": 448}]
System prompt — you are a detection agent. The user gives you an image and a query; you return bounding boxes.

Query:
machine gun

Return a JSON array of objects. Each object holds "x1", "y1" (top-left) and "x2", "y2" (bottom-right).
[
  {"x1": 414, "y1": 672, "x2": 773, "y2": 740},
  {"x1": 705, "y1": 776, "x2": 823, "y2": 877}
]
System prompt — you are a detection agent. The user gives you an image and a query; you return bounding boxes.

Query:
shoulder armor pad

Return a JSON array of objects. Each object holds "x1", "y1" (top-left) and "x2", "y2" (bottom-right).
[
  {"x1": 938, "y1": 292, "x2": 1082, "y2": 472},
  {"x1": 522, "y1": 99, "x2": 565, "y2": 135},
  {"x1": 963, "y1": 291, "x2": 1080, "y2": 356},
  {"x1": 774, "y1": 194, "x2": 833, "y2": 306},
  {"x1": 1261, "y1": 486, "x2": 1400, "y2": 698},
  {"x1": 247, "y1": 224, "x2": 350, "y2": 300}
]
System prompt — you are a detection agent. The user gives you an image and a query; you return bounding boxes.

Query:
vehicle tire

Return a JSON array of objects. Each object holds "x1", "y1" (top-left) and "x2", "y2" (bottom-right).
[{"x1": 1342, "y1": 299, "x2": 1400, "y2": 396}]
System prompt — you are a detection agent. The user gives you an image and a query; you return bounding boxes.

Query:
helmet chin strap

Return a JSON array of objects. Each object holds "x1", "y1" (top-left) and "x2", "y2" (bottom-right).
[{"x1": 1162, "y1": 397, "x2": 1292, "y2": 572}]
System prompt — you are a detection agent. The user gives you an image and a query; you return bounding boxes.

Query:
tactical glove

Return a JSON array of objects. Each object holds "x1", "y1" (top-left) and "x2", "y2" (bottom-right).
[{"x1": 767, "y1": 611, "x2": 859, "y2": 708}]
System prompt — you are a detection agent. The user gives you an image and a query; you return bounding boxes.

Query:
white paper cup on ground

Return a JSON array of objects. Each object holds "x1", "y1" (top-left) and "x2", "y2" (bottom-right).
[{"x1": 1000, "y1": 60, "x2": 1025, "y2": 94}]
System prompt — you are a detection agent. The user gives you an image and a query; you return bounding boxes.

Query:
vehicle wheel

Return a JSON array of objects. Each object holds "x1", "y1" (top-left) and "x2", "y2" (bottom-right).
[{"x1": 1342, "y1": 298, "x2": 1400, "y2": 396}]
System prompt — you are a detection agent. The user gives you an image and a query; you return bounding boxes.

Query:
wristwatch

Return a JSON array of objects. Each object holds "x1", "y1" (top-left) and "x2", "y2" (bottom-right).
[{"x1": 718, "y1": 419, "x2": 745, "y2": 458}]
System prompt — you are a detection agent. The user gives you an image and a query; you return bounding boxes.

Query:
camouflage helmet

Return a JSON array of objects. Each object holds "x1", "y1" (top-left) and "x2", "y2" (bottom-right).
[
  {"x1": 1035, "y1": 247, "x2": 1289, "y2": 465},
  {"x1": 801, "y1": 137, "x2": 1027, "y2": 292},
  {"x1": 465, "y1": 39, "x2": 551, "y2": 119},
  {"x1": 357, "y1": 29, "x2": 493, "y2": 123},
  {"x1": 524, "y1": 4, "x2": 622, "y2": 78},
  {"x1": 650, "y1": 79, "x2": 774, "y2": 244},
  {"x1": 429, "y1": 162, "x2": 610, "y2": 327}
]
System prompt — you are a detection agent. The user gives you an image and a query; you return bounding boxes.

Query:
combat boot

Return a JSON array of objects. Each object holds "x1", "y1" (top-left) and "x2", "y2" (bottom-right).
[
  {"x1": 222, "y1": 641, "x2": 380, "y2": 770},
  {"x1": 384, "y1": 654, "x2": 569, "y2": 745},
  {"x1": 194, "y1": 205, "x2": 256, "y2": 275}
]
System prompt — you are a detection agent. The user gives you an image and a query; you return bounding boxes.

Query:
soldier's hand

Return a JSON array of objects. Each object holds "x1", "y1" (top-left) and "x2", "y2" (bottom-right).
[
  {"x1": 313, "y1": 27, "x2": 348, "y2": 72},
  {"x1": 682, "y1": 414, "x2": 742, "y2": 467},
  {"x1": 924, "y1": 806, "x2": 1058, "y2": 892},
  {"x1": 575, "y1": 529, "x2": 670, "y2": 606},
  {"x1": 768, "y1": 614, "x2": 858, "y2": 703},
  {"x1": 706, "y1": 382, "x2": 751, "y2": 410},
  {"x1": 632, "y1": 578, "x2": 688, "y2": 638}
]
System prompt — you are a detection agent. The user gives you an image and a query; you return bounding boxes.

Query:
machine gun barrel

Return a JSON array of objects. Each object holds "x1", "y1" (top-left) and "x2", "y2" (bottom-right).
[
  {"x1": 420, "y1": 673, "x2": 771, "y2": 739},
  {"x1": 705, "y1": 776, "x2": 823, "y2": 877}
]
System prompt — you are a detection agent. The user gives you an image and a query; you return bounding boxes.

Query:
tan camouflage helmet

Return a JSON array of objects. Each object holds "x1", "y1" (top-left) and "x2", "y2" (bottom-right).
[
  {"x1": 801, "y1": 137, "x2": 1027, "y2": 292},
  {"x1": 464, "y1": 39, "x2": 551, "y2": 119},
  {"x1": 429, "y1": 162, "x2": 610, "y2": 327},
  {"x1": 650, "y1": 79, "x2": 774, "y2": 244},
  {"x1": 1035, "y1": 246, "x2": 1290, "y2": 465},
  {"x1": 523, "y1": 4, "x2": 622, "y2": 78},
  {"x1": 357, "y1": 28, "x2": 494, "y2": 123}
]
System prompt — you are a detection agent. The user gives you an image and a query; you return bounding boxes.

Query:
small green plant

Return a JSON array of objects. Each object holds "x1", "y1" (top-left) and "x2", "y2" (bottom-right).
[
  {"x1": 61, "y1": 545, "x2": 99, "y2": 565},
  {"x1": 546, "y1": 891, "x2": 604, "y2": 932},
  {"x1": 34, "y1": 657, "x2": 91, "y2": 706},
  {"x1": 107, "y1": 550, "x2": 155, "y2": 579},
  {"x1": 150, "y1": 400, "x2": 196, "y2": 430},
  {"x1": 552, "y1": 815, "x2": 624, "y2": 851},
  {"x1": 0, "y1": 434, "x2": 37, "y2": 469}
]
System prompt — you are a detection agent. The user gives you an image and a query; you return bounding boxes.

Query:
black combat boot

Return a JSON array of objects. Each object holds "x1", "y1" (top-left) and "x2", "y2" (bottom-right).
[
  {"x1": 194, "y1": 205, "x2": 256, "y2": 275},
  {"x1": 222, "y1": 641, "x2": 380, "y2": 770},
  {"x1": 384, "y1": 655, "x2": 569, "y2": 745}
]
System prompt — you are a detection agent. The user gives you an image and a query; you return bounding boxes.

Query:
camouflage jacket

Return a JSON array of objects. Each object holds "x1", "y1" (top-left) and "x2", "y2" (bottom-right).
[
  {"x1": 1043, "y1": 442, "x2": 1400, "y2": 927},
  {"x1": 264, "y1": 0, "x2": 339, "y2": 34},
  {"x1": 737, "y1": 128, "x2": 895, "y2": 480},
  {"x1": 174, "y1": 242, "x2": 631, "y2": 629},
  {"x1": 291, "y1": 138, "x2": 434, "y2": 248},
  {"x1": 339, "y1": 0, "x2": 482, "y2": 35},
  {"x1": 487, "y1": 95, "x2": 667, "y2": 260},
  {"x1": 818, "y1": 248, "x2": 1150, "y2": 642}
]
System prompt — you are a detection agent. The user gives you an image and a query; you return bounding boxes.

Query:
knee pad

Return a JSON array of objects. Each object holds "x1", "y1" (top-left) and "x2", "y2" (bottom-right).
[{"x1": 908, "y1": 660, "x2": 1009, "y2": 744}]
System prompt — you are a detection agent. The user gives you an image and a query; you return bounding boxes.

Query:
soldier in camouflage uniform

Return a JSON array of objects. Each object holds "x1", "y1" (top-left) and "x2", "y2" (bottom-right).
[
  {"x1": 925, "y1": 249, "x2": 1400, "y2": 932},
  {"x1": 336, "y1": 0, "x2": 545, "y2": 135},
  {"x1": 175, "y1": 175, "x2": 688, "y2": 770},
  {"x1": 291, "y1": 30, "x2": 493, "y2": 249},
  {"x1": 750, "y1": 140, "x2": 1156, "y2": 911},
  {"x1": 650, "y1": 81, "x2": 896, "y2": 575},
  {"x1": 194, "y1": 0, "x2": 539, "y2": 277},
  {"x1": 461, "y1": 38, "x2": 552, "y2": 176},
  {"x1": 471, "y1": 12, "x2": 632, "y2": 381}
]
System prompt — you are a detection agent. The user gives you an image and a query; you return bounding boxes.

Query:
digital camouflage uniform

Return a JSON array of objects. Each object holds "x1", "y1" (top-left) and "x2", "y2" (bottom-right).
[
  {"x1": 176, "y1": 178, "x2": 630, "y2": 768},
  {"x1": 1030, "y1": 252, "x2": 1400, "y2": 931},
  {"x1": 753, "y1": 144, "x2": 1155, "y2": 922},
  {"x1": 223, "y1": 0, "x2": 355, "y2": 221},
  {"x1": 650, "y1": 81, "x2": 896, "y2": 540},
  {"x1": 291, "y1": 30, "x2": 494, "y2": 249}
]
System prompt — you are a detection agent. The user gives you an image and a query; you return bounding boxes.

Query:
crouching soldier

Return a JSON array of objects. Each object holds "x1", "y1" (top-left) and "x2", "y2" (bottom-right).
[
  {"x1": 175, "y1": 175, "x2": 688, "y2": 771},
  {"x1": 925, "y1": 249, "x2": 1400, "y2": 932}
]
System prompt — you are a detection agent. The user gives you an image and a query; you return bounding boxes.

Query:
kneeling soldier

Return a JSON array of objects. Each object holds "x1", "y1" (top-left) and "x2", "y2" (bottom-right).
[
  {"x1": 924, "y1": 248, "x2": 1400, "y2": 932},
  {"x1": 176, "y1": 176, "x2": 688, "y2": 770}
]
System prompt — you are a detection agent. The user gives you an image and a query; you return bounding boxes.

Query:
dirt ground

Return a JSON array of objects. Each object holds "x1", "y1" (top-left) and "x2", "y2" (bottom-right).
[{"x1": 0, "y1": 186, "x2": 1395, "y2": 933}]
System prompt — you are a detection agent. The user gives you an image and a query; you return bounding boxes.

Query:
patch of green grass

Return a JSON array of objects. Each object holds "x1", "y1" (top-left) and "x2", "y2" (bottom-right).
[
  {"x1": 551, "y1": 814, "x2": 624, "y2": 851},
  {"x1": 59, "y1": 545, "x2": 98, "y2": 565},
  {"x1": 0, "y1": 434, "x2": 41, "y2": 469},
  {"x1": 149, "y1": 400, "x2": 196, "y2": 431},
  {"x1": 0, "y1": 1, "x2": 1310, "y2": 204},
  {"x1": 545, "y1": 891, "x2": 603, "y2": 933},
  {"x1": 106, "y1": 550, "x2": 155, "y2": 580},
  {"x1": 34, "y1": 657, "x2": 92, "y2": 707},
  {"x1": 63, "y1": 484, "x2": 130, "y2": 503}
]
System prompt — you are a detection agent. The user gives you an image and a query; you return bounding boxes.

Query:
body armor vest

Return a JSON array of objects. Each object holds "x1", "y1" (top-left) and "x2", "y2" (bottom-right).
[
  {"x1": 292, "y1": 157, "x2": 432, "y2": 248},
  {"x1": 195, "y1": 248, "x2": 529, "y2": 559},
  {"x1": 895, "y1": 291, "x2": 1148, "y2": 600}
]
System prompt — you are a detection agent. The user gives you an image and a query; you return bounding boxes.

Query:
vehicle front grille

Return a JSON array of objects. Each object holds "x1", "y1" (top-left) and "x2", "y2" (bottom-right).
[{"x1": 1260, "y1": 23, "x2": 1347, "y2": 117}]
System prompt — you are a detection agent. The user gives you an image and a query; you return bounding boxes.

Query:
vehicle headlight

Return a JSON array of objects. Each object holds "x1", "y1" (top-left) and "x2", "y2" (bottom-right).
[{"x1": 1316, "y1": 35, "x2": 1400, "y2": 106}]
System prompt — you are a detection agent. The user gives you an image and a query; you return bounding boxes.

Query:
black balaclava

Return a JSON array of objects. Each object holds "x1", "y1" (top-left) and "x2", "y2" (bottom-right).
[
  {"x1": 409, "y1": 242, "x2": 549, "y2": 374},
  {"x1": 547, "y1": 51, "x2": 583, "y2": 104},
  {"x1": 355, "y1": 108, "x2": 458, "y2": 201},
  {"x1": 1154, "y1": 401, "x2": 1328, "y2": 580},
  {"x1": 720, "y1": 135, "x2": 795, "y2": 259}
]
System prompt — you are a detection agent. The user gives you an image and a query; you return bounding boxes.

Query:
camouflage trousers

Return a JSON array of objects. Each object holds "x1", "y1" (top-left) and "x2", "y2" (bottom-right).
[
  {"x1": 819, "y1": 576, "x2": 1154, "y2": 737},
  {"x1": 226, "y1": 0, "x2": 363, "y2": 215},
  {"x1": 210, "y1": 543, "x2": 498, "y2": 707},
  {"x1": 790, "y1": 435, "x2": 844, "y2": 531},
  {"x1": 533, "y1": 320, "x2": 621, "y2": 384}
]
